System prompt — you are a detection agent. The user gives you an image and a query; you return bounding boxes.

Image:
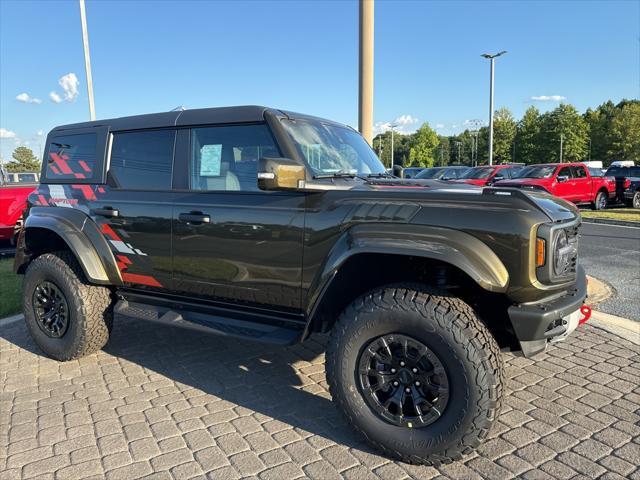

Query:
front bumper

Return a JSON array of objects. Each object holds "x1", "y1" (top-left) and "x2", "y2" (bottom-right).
[{"x1": 508, "y1": 265, "x2": 588, "y2": 357}]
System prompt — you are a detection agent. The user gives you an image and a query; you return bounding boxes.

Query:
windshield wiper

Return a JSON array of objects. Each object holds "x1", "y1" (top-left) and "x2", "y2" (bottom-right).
[
  {"x1": 366, "y1": 172, "x2": 395, "y2": 178},
  {"x1": 312, "y1": 171, "x2": 358, "y2": 179}
]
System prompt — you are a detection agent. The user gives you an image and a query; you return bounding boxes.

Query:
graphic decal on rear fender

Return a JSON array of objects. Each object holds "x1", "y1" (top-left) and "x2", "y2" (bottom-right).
[{"x1": 29, "y1": 184, "x2": 163, "y2": 288}]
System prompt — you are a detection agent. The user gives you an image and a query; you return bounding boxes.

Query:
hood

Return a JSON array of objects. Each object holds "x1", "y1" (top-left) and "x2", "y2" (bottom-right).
[
  {"x1": 361, "y1": 178, "x2": 483, "y2": 194},
  {"x1": 494, "y1": 178, "x2": 551, "y2": 187}
]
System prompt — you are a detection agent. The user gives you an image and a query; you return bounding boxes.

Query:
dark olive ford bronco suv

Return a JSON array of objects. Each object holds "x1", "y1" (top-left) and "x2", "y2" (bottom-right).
[{"x1": 15, "y1": 106, "x2": 588, "y2": 465}]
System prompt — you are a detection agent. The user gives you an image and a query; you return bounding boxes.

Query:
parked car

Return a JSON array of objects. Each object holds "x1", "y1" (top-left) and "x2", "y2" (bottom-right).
[
  {"x1": 455, "y1": 164, "x2": 523, "y2": 186},
  {"x1": 0, "y1": 166, "x2": 38, "y2": 244},
  {"x1": 414, "y1": 165, "x2": 470, "y2": 180},
  {"x1": 14, "y1": 106, "x2": 588, "y2": 465},
  {"x1": 605, "y1": 165, "x2": 640, "y2": 204},
  {"x1": 623, "y1": 175, "x2": 640, "y2": 208},
  {"x1": 495, "y1": 162, "x2": 616, "y2": 210},
  {"x1": 401, "y1": 167, "x2": 424, "y2": 178}
]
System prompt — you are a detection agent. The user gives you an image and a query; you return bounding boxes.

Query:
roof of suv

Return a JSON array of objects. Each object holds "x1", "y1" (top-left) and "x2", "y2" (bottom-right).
[{"x1": 51, "y1": 105, "x2": 347, "y2": 134}]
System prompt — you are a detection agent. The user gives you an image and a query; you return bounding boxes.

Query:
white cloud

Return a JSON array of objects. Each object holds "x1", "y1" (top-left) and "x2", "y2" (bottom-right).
[
  {"x1": 394, "y1": 114, "x2": 419, "y2": 126},
  {"x1": 16, "y1": 92, "x2": 42, "y2": 104},
  {"x1": 0, "y1": 128, "x2": 17, "y2": 139},
  {"x1": 49, "y1": 91, "x2": 63, "y2": 103},
  {"x1": 50, "y1": 73, "x2": 80, "y2": 103},
  {"x1": 36, "y1": 130, "x2": 44, "y2": 137},
  {"x1": 435, "y1": 123, "x2": 445, "y2": 129},
  {"x1": 531, "y1": 95, "x2": 566, "y2": 102}
]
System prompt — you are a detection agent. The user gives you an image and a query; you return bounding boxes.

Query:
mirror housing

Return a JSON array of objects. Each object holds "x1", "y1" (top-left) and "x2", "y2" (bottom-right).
[
  {"x1": 258, "y1": 157, "x2": 306, "y2": 190},
  {"x1": 392, "y1": 164, "x2": 404, "y2": 178}
]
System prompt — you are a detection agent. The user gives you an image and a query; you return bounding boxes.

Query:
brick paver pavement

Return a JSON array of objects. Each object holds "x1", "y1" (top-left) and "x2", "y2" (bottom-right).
[{"x1": 1, "y1": 316, "x2": 639, "y2": 479}]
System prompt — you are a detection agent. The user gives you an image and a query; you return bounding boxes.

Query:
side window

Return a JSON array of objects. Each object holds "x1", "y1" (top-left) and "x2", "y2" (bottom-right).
[
  {"x1": 574, "y1": 166, "x2": 587, "y2": 178},
  {"x1": 557, "y1": 167, "x2": 572, "y2": 179},
  {"x1": 189, "y1": 124, "x2": 279, "y2": 192},
  {"x1": 108, "y1": 130, "x2": 175, "y2": 190},
  {"x1": 45, "y1": 133, "x2": 97, "y2": 181}
]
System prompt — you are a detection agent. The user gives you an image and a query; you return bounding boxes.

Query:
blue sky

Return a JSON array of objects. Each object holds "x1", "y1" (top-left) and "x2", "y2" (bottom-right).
[{"x1": 1, "y1": 0, "x2": 638, "y2": 162}]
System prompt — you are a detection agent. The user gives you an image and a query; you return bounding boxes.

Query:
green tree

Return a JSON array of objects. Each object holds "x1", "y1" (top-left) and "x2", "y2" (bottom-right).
[
  {"x1": 406, "y1": 123, "x2": 440, "y2": 167},
  {"x1": 6, "y1": 146, "x2": 41, "y2": 172},
  {"x1": 515, "y1": 106, "x2": 541, "y2": 164},
  {"x1": 492, "y1": 108, "x2": 517, "y2": 163},
  {"x1": 609, "y1": 103, "x2": 640, "y2": 161},
  {"x1": 538, "y1": 104, "x2": 589, "y2": 162},
  {"x1": 583, "y1": 101, "x2": 616, "y2": 162}
]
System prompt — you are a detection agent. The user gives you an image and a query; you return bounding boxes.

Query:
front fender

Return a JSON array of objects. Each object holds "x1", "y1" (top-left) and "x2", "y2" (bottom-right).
[
  {"x1": 16, "y1": 207, "x2": 122, "y2": 286},
  {"x1": 306, "y1": 223, "x2": 509, "y2": 317}
]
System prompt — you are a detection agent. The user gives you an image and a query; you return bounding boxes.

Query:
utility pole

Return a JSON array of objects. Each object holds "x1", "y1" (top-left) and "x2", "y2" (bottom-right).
[
  {"x1": 481, "y1": 51, "x2": 507, "y2": 165},
  {"x1": 390, "y1": 124, "x2": 398, "y2": 169},
  {"x1": 560, "y1": 134, "x2": 564, "y2": 163},
  {"x1": 358, "y1": 0, "x2": 374, "y2": 144},
  {"x1": 79, "y1": 0, "x2": 96, "y2": 120}
]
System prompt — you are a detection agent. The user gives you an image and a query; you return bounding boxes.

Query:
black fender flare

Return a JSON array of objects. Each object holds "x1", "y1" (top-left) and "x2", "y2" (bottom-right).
[
  {"x1": 306, "y1": 223, "x2": 509, "y2": 320},
  {"x1": 19, "y1": 207, "x2": 122, "y2": 286}
]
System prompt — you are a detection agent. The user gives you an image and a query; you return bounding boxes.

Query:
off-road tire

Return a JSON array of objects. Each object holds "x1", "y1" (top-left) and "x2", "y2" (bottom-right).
[
  {"x1": 23, "y1": 251, "x2": 114, "y2": 361},
  {"x1": 632, "y1": 191, "x2": 640, "y2": 209},
  {"x1": 592, "y1": 191, "x2": 607, "y2": 210},
  {"x1": 326, "y1": 285, "x2": 505, "y2": 465}
]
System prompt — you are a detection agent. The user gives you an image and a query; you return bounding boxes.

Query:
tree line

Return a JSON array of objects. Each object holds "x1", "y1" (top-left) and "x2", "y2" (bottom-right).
[{"x1": 373, "y1": 99, "x2": 640, "y2": 168}]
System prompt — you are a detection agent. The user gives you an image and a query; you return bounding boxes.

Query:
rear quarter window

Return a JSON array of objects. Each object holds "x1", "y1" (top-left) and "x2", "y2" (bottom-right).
[{"x1": 44, "y1": 130, "x2": 106, "y2": 183}]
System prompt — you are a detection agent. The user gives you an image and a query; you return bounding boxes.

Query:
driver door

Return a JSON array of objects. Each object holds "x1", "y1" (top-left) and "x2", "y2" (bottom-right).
[{"x1": 554, "y1": 166, "x2": 575, "y2": 200}]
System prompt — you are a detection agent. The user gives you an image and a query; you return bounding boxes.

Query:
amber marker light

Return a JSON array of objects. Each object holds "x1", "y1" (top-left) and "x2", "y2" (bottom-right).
[{"x1": 536, "y1": 238, "x2": 546, "y2": 267}]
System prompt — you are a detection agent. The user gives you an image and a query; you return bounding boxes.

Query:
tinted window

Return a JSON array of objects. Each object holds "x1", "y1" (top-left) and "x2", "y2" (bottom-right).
[
  {"x1": 45, "y1": 133, "x2": 97, "y2": 180},
  {"x1": 109, "y1": 130, "x2": 175, "y2": 189},
  {"x1": 557, "y1": 167, "x2": 572, "y2": 178},
  {"x1": 415, "y1": 167, "x2": 444, "y2": 179},
  {"x1": 573, "y1": 166, "x2": 587, "y2": 178},
  {"x1": 606, "y1": 166, "x2": 640, "y2": 177},
  {"x1": 190, "y1": 124, "x2": 279, "y2": 191}
]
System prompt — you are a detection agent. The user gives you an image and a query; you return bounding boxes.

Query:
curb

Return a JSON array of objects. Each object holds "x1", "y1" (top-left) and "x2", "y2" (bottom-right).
[
  {"x1": 582, "y1": 217, "x2": 640, "y2": 228},
  {"x1": 0, "y1": 314, "x2": 23, "y2": 327},
  {"x1": 586, "y1": 275, "x2": 614, "y2": 306},
  {"x1": 590, "y1": 311, "x2": 640, "y2": 345}
]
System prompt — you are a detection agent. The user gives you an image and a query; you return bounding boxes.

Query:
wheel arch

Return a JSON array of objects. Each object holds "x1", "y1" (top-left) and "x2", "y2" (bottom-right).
[
  {"x1": 15, "y1": 207, "x2": 122, "y2": 286},
  {"x1": 304, "y1": 224, "x2": 513, "y2": 345}
]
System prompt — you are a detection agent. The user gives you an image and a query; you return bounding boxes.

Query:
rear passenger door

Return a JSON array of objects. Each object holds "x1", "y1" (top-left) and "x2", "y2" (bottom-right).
[
  {"x1": 95, "y1": 129, "x2": 176, "y2": 289},
  {"x1": 171, "y1": 124, "x2": 306, "y2": 311}
]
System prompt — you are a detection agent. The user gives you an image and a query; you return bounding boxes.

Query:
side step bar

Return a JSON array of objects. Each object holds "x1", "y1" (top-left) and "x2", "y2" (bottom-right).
[{"x1": 115, "y1": 300, "x2": 303, "y2": 346}]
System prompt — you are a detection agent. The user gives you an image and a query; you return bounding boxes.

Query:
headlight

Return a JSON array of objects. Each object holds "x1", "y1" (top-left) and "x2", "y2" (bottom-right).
[{"x1": 552, "y1": 229, "x2": 573, "y2": 277}]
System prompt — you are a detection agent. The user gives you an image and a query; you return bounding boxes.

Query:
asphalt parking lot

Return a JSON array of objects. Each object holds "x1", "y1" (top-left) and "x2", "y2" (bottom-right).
[{"x1": 1, "y1": 313, "x2": 639, "y2": 480}]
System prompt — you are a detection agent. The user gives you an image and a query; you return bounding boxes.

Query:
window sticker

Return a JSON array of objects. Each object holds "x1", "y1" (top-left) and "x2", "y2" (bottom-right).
[{"x1": 200, "y1": 144, "x2": 222, "y2": 176}]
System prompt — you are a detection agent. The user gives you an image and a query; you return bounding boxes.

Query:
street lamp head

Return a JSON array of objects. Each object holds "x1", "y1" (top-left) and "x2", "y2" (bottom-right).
[{"x1": 481, "y1": 51, "x2": 508, "y2": 59}]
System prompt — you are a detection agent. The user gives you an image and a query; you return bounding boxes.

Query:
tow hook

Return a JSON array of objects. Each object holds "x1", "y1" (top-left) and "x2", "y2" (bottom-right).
[{"x1": 579, "y1": 305, "x2": 592, "y2": 325}]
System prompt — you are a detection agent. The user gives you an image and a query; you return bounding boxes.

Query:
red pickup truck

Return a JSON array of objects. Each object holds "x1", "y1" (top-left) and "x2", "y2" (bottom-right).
[
  {"x1": 0, "y1": 166, "x2": 38, "y2": 243},
  {"x1": 494, "y1": 162, "x2": 616, "y2": 210}
]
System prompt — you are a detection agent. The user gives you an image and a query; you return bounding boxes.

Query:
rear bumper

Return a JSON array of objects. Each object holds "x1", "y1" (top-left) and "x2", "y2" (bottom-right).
[{"x1": 508, "y1": 265, "x2": 588, "y2": 357}]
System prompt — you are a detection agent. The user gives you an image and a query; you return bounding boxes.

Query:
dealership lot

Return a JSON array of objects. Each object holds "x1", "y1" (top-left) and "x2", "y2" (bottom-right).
[{"x1": 1, "y1": 314, "x2": 639, "y2": 479}]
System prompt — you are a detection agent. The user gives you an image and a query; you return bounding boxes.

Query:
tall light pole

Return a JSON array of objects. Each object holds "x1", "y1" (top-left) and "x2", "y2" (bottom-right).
[
  {"x1": 560, "y1": 134, "x2": 564, "y2": 163},
  {"x1": 390, "y1": 123, "x2": 398, "y2": 169},
  {"x1": 79, "y1": 0, "x2": 96, "y2": 120},
  {"x1": 358, "y1": 0, "x2": 374, "y2": 145},
  {"x1": 481, "y1": 51, "x2": 507, "y2": 165}
]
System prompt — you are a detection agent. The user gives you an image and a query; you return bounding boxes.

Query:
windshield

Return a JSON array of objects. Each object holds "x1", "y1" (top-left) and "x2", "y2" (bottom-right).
[
  {"x1": 515, "y1": 165, "x2": 556, "y2": 179},
  {"x1": 461, "y1": 167, "x2": 495, "y2": 179},
  {"x1": 415, "y1": 167, "x2": 445, "y2": 179},
  {"x1": 282, "y1": 119, "x2": 386, "y2": 176}
]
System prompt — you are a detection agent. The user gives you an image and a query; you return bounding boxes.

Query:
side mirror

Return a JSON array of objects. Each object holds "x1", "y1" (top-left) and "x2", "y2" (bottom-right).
[
  {"x1": 557, "y1": 175, "x2": 569, "y2": 183},
  {"x1": 258, "y1": 157, "x2": 306, "y2": 190},
  {"x1": 392, "y1": 165, "x2": 404, "y2": 178},
  {"x1": 493, "y1": 174, "x2": 505, "y2": 181}
]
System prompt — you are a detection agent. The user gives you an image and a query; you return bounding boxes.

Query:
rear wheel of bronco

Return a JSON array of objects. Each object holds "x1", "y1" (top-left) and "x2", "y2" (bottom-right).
[
  {"x1": 23, "y1": 251, "x2": 114, "y2": 361},
  {"x1": 326, "y1": 285, "x2": 504, "y2": 465}
]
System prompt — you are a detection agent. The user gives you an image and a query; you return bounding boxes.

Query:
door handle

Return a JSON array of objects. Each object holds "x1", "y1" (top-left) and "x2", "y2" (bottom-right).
[
  {"x1": 179, "y1": 212, "x2": 211, "y2": 224},
  {"x1": 91, "y1": 207, "x2": 120, "y2": 218}
]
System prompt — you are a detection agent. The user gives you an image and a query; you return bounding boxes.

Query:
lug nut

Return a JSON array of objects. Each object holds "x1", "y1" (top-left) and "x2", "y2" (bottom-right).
[
  {"x1": 405, "y1": 387, "x2": 411, "y2": 393},
  {"x1": 400, "y1": 361, "x2": 405, "y2": 367},
  {"x1": 412, "y1": 368, "x2": 418, "y2": 373},
  {"x1": 393, "y1": 381, "x2": 399, "y2": 386},
  {"x1": 415, "y1": 381, "x2": 421, "y2": 386},
  {"x1": 390, "y1": 368, "x2": 396, "y2": 373}
]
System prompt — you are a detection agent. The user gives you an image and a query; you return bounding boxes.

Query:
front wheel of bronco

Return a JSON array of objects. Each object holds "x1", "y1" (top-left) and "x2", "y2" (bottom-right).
[
  {"x1": 23, "y1": 251, "x2": 114, "y2": 361},
  {"x1": 326, "y1": 285, "x2": 505, "y2": 465}
]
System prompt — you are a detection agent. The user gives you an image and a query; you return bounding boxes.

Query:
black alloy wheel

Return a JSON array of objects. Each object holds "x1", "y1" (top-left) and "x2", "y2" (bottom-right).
[
  {"x1": 32, "y1": 281, "x2": 69, "y2": 338},
  {"x1": 358, "y1": 333, "x2": 449, "y2": 428}
]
